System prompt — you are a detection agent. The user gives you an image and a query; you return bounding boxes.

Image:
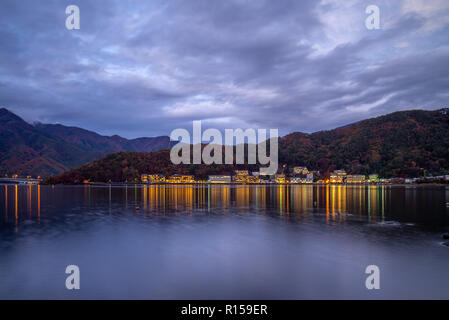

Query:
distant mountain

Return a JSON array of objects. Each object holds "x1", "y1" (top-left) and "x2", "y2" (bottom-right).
[
  {"x1": 0, "y1": 108, "x2": 174, "y2": 177},
  {"x1": 34, "y1": 123, "x2": 173, "y2": 153},
  {"x1": 44, "y1": 108, "x2": 449, "y2": 184}
]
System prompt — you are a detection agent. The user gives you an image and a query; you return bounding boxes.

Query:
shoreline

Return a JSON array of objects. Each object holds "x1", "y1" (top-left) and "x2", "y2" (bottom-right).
[{"x1": 35, "y1": 182, "x2": 449, "y2": 187}]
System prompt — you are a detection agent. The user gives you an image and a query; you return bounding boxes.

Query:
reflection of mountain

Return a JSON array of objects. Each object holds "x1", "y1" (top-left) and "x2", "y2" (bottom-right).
[{"x1": 0, "y1": 108, "x2": 174, "y2": 177}]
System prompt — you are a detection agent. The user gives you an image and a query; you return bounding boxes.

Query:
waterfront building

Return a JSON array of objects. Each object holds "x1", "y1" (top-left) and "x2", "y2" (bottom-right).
[
  {"x1": 346, "y1": 175, "x2": 366, "y2": 183},
  {"x1": 333, "y1": 169, "x2": 347, "y2": 177},
  {"x1": 330, "y1": 170, "x2": 346, "y2": 183},
  {"x1": 290, "y1": 177, "x2": 301, "y2": 184},
  {"x1": 232, "y1": 170, "x2": 258, "y2": 184},
  {"x1": 329, "y1": 175, "x2": 341, "y2": 183},
  {"x1": 293, "y1": 166, "x2": 309, "y2": 175},
  {"x1": 368, "y1": 174, "x2": 379, "y2": 183},
  {"x1": 149, "y1": 174, "x2": 166, "y2": 183},
  {"x1": 246, "y1": 176, "x2": 260, "y2": 184},
  {"x1": 290, "y1": 173, "x2": 314, "y2": 184},
  {"x1": 275, "y1": 174, "x2": 286, "y2": 184},
  {"x1": 208, "y1": 175, "x2": 232, "y2": 184},
  {"x1": 234, "y1": 170, "x2": 249, "y2": 176},
  {"x1": 305, "y1": 173, "x2": 313, "y2": 182},
  {"x1": 141, "y1": 174, "x2": 166, "y2": 183},
  {"x1": 167, "y1": 174, "x2": 195, "y2": 184},
  {"x1": 233, "y1": 175, "x2": 248, "y2": 184}
]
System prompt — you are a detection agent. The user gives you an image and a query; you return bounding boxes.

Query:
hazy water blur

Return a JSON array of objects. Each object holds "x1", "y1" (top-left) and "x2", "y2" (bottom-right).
[{"x1": 0, "y1": 184, "x2": 448, "y2": 299}]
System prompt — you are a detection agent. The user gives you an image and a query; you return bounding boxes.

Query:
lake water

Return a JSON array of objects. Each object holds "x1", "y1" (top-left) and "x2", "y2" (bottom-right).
[{"x1": 0, "y1": 184, "x2": 448, "y2": 299}]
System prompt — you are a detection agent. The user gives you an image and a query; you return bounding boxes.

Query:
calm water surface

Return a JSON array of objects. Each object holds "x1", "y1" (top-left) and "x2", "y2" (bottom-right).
[{"x1": 0, "y1": 184, "x2": 448, "y2": 299}]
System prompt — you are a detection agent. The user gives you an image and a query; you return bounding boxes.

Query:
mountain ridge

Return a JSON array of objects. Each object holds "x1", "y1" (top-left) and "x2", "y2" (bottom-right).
[
  {"x1": 43, "y1": 108, "x2": 449, "y2": 183},
  {"x1": 0, "y1": 108, "x2": 175, "y2": 177},
  {"x1": 2, "y1": 107, "x2": 449, "y2": 179},
  {"x1": 278, "y1": 108, "x2": 449, "y2": 177}
]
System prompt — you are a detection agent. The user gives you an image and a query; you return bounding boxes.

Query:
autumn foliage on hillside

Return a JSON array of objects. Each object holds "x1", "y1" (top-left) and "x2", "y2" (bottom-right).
[
  {"x1": 279, "y1": 109, "x2": 449, "y2": 177},
  {"x1": 43, "y1": 149, "x2": 259, "y2": 184},
  {"x1": 44, "y1": 108, "x2": 449, "y2": 184}
]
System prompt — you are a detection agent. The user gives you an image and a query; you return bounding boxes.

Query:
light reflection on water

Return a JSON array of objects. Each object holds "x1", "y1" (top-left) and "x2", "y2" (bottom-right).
[
  {"x1": 0, "y1": 184, "x2": 448, "y2": 299},
  {"x1": 2, "y1": 184, "x2": 448, "y2": 226}
]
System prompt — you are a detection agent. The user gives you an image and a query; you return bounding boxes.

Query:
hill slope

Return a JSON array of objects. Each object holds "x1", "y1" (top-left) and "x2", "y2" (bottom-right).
[
  {"x1": 0, "y1": 108, "x2": 174, "y2": 177},
  {"x1": 35, "y1": 123, "x2": 173, "y2": 153},
  {"x1": 43, "y1": 150, "x2": 254, "y2": 184},
  {"x1": 0, "y1": 109, "x2": 89, "y2": 176},
  {"x1": 279, "y1": 108, "x2": 449, "y2": 177},
  {"x1": 44, "y1": 108, "x2": 449, "y2": 183}
]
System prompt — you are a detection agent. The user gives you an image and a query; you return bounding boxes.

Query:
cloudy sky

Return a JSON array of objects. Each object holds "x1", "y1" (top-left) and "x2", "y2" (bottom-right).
[{"x1": 0, "y1": 0, "x2": 448, "y2": 138}]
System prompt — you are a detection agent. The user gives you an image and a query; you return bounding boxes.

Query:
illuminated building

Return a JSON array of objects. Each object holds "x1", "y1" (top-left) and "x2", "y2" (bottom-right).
[
  {"x1": 306, "y1": 173, "x2": 314, "y2": 183},
  {"x1": 333, "y1": 170, "x2": 347, "y2": 177},
  {"x1": 275, "y1": 174, "x2": 286, "y2": 184},
  {"x1": 231, "y1": 170, "x2": 261, "y2": 184},
  {"x1": 290, "y1": 173, "x2": 313, "y2": 184},
  {"x1": 291, "y1": 166, "x2": 314, "y2": 183},
  {"x1": 346, "y1": 175, "x2": 366, "y2": 183},
  {"x1": 368, "y1": 174, "x2": 379, "y2": 183},
  {"x1": 293, "y1": 166, "x2": 309, "y2": 175},
  {"x1": 233, "y1": 175, "x2": 248, "y2": 184},
  {"x1": 290, "y1": 177, "x2": 301, "y2": 184},
  {"x1": 167, "y1": 174, "x2": 195, "y2": 184},
  {"x1": 329, "y1": 174, "x2": 342, "y2": 183},
  {"x1": 149, "y1": 174, "x2": 166, "y2": 183},
  {"x1": 208, "y1": 175, "x2": 232, "y2": 184},
  {"x1": 141, "y1": 174, "x2": 166, "y2": 183},
  {"x1": 330, "y1": 170, "x2": 346, "y2": 183},
  {"x1": 232, "y1": 170, "x2": 249, "y2": 184},
  {"x1": 246, "y1": 176, "x2": 260, "y2": 184},
  {"x1": 12, "y1": 174, "x2": 19, "y2": 179}
]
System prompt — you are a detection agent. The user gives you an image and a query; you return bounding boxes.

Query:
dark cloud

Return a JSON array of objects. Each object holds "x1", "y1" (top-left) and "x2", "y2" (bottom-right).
[{"x1": 0, "y1": 0, "x2": 448, "y2": 138}]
